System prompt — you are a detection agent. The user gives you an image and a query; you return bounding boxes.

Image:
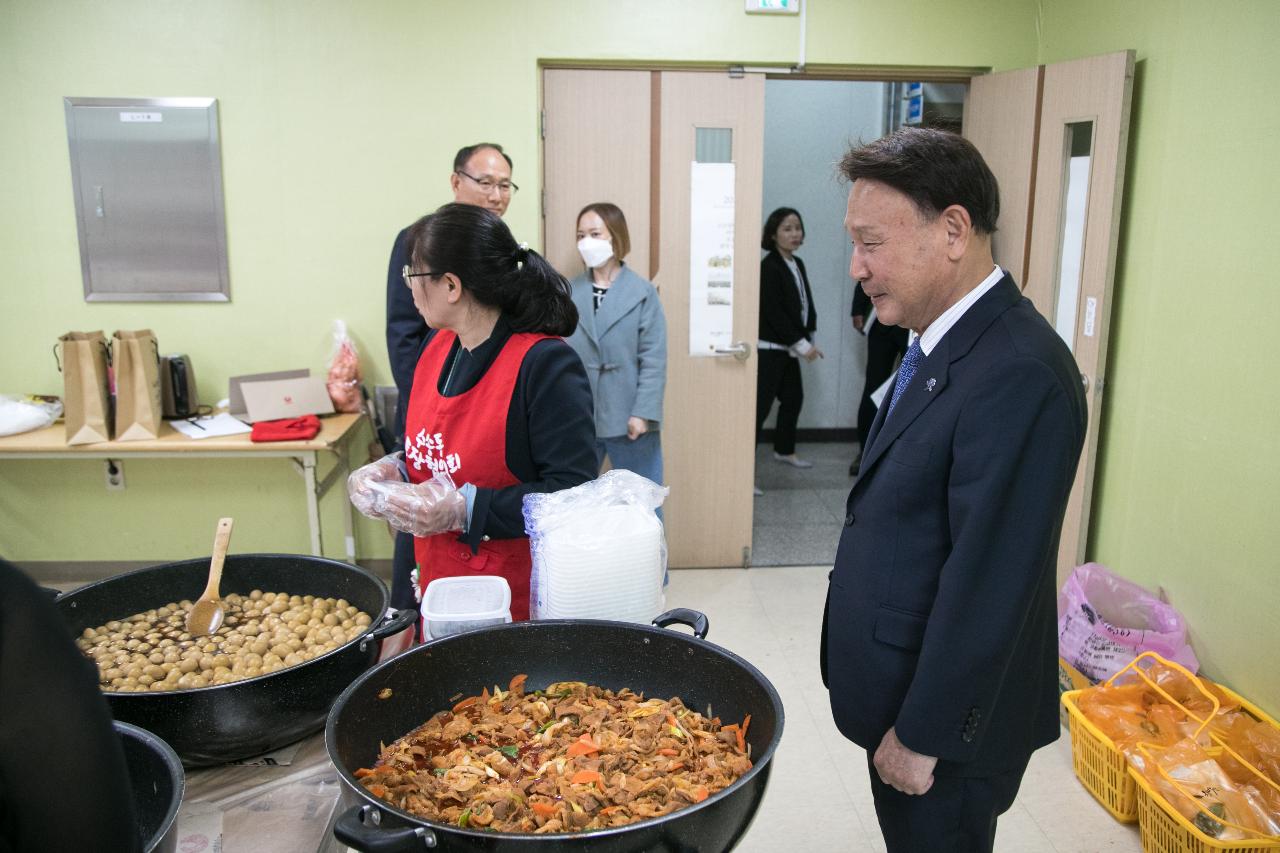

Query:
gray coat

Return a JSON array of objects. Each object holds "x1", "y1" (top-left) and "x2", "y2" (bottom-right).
[{"x1": 566, "y1": 264, "x2": 667, "y2": 438}]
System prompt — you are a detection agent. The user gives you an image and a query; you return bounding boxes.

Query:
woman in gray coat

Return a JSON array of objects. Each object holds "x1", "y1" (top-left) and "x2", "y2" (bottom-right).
[{"x1": 565, "y1": 203, "x2": 668, "y2": 492}]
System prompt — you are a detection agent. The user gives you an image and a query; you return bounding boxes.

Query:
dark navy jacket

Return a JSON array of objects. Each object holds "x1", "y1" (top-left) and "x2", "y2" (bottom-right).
[
  {"x1": 822, "y1": 274, "x2": 1086, "y2": 777},
  {"x1": 386, "y1": 224, "x2": 423, "y2": 444}
]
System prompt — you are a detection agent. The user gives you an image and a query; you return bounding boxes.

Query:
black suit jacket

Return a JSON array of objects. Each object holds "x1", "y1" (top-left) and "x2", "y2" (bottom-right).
[
  {"x1": 822, "y1": 274, "x2": 1086, "y2": 777},
  {"x1": 386, "y1": 224, "x2": 424, "y2": 443},
  {"x1": 851, "y1": 281, "x2": 909, "y2": 347},
  {"x1": 758, "y1": 251, "x2": 817, "y2": 346}
]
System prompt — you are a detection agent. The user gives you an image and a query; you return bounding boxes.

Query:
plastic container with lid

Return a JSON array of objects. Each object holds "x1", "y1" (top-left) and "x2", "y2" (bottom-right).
[{"x1": 420, "y1": 576, "x2": 512, "y2": 640}]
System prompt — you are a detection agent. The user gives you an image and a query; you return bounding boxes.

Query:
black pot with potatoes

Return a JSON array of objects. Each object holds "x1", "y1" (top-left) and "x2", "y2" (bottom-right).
[{"x1": 56, "y1": 554, "x2": 416, "y2": 767}]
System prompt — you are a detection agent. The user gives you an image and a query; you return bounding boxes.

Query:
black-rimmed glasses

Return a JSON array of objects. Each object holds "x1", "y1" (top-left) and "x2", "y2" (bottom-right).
[
  {"x1": 455, "y1": 170, "x2": 519, "y2": 195},
  {"x1": 402, "y1": 265, "x2": 443, "y2": 288}
]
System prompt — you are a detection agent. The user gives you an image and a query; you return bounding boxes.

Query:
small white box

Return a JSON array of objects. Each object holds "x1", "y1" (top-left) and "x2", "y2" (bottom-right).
[{"x1": 421, "y1": 576, "x2": 512, "y2": 640}]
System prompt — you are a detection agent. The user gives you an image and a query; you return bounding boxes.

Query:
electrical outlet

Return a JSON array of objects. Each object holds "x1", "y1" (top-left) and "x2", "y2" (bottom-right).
[{"x1": 105, "y1": 459, "x2": 125, "y2": 491}]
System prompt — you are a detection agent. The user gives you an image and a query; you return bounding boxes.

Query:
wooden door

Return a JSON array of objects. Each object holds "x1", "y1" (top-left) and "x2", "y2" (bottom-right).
[
  {"x1": 963, "y1": 66, "x2": 1043, "y2": 288},
  {"x1": 541, "y1": 68, "x2": 765, "y2": 568},
  {"x1": 965, "y1": 51, "x2": 1135, "y2": 585},
  {"x1": 542, "y1": 69, "x2": 652, "y2": 280},
  {"x1": 655, "y1": 71, "x2": 765, "y2": 568}
]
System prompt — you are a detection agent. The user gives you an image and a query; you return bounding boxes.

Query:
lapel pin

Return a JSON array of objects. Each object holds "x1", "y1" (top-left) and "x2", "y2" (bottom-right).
[{"x1": 926, "y1": 378, "x2": 936, "y2": 392}]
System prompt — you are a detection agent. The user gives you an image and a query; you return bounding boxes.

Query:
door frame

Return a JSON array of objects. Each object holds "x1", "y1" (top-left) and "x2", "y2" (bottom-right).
[
  {"x1": 536, "y1": 59, "x2": 988, "y2": 254},
  {"x1": 539, "y1": 59, "x2": 1140, "y2": 572}
]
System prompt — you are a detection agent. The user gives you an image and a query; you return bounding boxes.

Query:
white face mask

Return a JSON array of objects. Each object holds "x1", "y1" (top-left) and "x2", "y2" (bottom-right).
[{"x1": 577, "y1": 236, "x2": 614, "y2": 269}]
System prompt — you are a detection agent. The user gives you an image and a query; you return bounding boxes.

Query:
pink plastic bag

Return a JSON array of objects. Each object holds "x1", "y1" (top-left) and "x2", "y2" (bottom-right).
[{"x1": 1057, "y1": 562, "x2": 1199, "y2": 682}]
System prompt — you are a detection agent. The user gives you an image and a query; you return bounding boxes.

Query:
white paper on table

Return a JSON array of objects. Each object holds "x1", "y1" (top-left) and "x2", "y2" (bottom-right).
[{"x1": 170, "y1": 412, "x2": 253, "y2": 439}]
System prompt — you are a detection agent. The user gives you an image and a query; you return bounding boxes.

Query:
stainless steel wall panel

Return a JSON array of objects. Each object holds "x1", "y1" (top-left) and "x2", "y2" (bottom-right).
[{"x1": 64, "y1": 97, "x2": 230, "y2": 302}]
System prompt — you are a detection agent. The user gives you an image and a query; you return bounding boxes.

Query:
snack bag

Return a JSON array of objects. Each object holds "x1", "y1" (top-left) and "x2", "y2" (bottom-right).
[{"x1": 326, "y1": 320, "x2": 363, "y2": 413}]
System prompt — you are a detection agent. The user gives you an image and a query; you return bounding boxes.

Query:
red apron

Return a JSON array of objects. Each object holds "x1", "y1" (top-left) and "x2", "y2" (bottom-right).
[{"x1": 404, "y1": 329, "x2": 549, "y2": 622}]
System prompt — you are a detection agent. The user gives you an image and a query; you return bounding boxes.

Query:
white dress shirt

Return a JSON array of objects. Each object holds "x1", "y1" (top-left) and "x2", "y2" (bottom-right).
[{"x1": 914, "y1": 265, "x2": 1004, "y2": 356}]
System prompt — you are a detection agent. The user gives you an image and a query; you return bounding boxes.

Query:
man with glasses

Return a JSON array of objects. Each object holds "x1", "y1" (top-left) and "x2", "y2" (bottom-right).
[{"x1": 383, "y1": 142, "x2": 518, "y2": 613}]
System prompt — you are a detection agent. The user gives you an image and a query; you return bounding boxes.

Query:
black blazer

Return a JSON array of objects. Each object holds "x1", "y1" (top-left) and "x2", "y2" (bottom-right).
[
  {"x1": 822, "y1": 274, "x2": 1087, "y2": 777},
  {"x1": 758, "y1": 251, "x2": 817, "y2": 347},
  {"x1": 851, "y1": 281, "x2": 909, "y2": 347},
  {"x1": 386, "y1": 224, "x2": 424, "y2": 443}
]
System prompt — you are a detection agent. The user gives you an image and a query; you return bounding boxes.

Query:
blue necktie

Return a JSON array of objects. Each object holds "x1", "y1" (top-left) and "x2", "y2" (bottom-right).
[{"x1": 887, "y1": 339, "x2": 923, "y2": 415}]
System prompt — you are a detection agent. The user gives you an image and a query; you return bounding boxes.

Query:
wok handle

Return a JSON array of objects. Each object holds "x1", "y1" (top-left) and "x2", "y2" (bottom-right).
[
  {"x1": 360, "y1": 608, "x2": 419, "y2": 652},
  {"x1": 333, "y1": 804, "x2": 438, "y2": 851},
  {"x1": 652, "y1": 608, "x2": 710, "y2": 639}
]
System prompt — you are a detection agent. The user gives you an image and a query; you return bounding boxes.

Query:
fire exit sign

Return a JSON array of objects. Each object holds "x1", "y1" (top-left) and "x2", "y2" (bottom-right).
[{"x1": 746, "y1": 0, "x2": 800, "y2": 14}]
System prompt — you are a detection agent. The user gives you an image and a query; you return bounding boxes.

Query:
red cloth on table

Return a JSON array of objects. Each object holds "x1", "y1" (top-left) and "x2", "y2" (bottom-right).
[{"x1": 250, "y1": 415, "x2": 321, "y2": 442}]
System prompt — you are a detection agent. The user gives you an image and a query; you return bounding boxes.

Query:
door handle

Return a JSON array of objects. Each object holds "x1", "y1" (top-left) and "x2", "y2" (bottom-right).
[
  {"x1": 713, "y1": 341, "x2": 752, "y2": 362},
  {"x1": 1080, "y1": 372, "x2": 1090, "y2": 392}
]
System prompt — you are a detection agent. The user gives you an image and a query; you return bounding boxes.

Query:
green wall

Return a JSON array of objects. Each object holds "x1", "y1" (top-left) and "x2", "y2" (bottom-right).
[{"x1": 1039, "y1": 0, "x2": 1280, "y2": 713}]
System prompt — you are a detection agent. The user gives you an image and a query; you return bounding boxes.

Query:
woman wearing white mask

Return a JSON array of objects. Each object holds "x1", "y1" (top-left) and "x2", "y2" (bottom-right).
[{"x1": 565, "y1": 203, "x2": 668, "y2": 497}]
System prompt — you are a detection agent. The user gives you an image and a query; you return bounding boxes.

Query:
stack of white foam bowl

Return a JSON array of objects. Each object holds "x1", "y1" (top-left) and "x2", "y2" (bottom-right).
[{"x1": 534, "y1": 504, "x2": 664, "y2": 623}]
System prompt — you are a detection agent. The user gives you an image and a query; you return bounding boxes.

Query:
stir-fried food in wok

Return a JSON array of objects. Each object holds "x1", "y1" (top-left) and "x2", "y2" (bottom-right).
[{"x1": 356, "y1": 675, "x2": 754, "y2": 833}]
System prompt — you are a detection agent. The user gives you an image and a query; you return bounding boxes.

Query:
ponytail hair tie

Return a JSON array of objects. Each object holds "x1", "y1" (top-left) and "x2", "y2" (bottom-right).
[{"x1": 513, "y1": 241, "x2": 530, "y2": 270}]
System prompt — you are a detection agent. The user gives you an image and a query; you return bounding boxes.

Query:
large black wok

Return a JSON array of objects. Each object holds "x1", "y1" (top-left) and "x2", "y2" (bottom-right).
[
  {"x1": 116, "y1": 721, "x2": 184, "y2": 853},
  {"x1": 327, "y1": 609, "x2": 783, "y2": 853},
  {"x1": 56, "y1": 554, "x2": 416, "y2": 766}
]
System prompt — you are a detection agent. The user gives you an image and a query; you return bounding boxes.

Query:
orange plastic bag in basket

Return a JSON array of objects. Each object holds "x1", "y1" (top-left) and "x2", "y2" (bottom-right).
[
  {"x1": 1077, "y1": 658, "x2": 1218, "y2": 753},
  {"x1": 1132, "y1": 739, "x2": 1280, "y2": 841},
  {"x1": 1126, "y1": 660, "x2": 1220, "y2": 721},
  {"x1": 1215, "y1": 714, "x2": 1280, "y2": 797},
  {"x1": 1077, "y1": 683, "x2": 1159, "y2": 745}
]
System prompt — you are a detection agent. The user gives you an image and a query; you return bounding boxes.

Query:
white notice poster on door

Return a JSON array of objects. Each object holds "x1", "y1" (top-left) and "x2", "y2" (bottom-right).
[{"x1": 688, "y1": 162, "x2": 735, "y2": 356}]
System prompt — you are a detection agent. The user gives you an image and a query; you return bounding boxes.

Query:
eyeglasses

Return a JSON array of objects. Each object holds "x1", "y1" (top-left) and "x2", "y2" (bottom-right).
[
  {"x1": 402, "y1": 265, "x2": 443, "y2": 288},
  {"x1": 455, "y1": 170, "x2": 519, "y2": 195}
]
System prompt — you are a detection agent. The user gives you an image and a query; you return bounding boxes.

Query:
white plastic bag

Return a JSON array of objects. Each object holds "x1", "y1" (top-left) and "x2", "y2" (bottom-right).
[
  {"x1": 0, "y1": 394, "x2": 63, "y2": 437},
  {"x1": 524, "y1": 469, "x2": 669, "y2": 623},
  {"x1": 1057, "y1": 562, "x2": 1199, "y2": 682}
]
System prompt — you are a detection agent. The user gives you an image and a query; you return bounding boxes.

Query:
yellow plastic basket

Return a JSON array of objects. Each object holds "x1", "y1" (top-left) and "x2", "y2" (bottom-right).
[
  {"x1": 1130, "y1": 742, "x2": 1280, "y2": 853},
  {"x1": 1061, "y1": 652, "x2": 1219, "y2": 822},
  {"x1": 1131, "y1": 682, "x2": 1280, "y2": 852}
]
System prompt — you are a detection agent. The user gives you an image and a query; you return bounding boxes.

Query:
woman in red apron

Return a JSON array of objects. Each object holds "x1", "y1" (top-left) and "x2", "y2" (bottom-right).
[{"x1": 348, "y1": 203, "x2": 596, "y2": 623}]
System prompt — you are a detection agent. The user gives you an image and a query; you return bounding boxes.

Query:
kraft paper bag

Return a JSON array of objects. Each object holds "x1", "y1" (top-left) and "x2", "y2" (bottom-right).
[
  {"x1": 58, "y1": 330, "x2": 113, "y2": 445},
  {"x1": 112, "y1": 329, "x2": 164, "y2": 441}
]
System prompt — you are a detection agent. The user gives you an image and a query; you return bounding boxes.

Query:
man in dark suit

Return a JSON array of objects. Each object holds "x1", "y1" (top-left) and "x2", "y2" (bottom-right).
[
  {"x1": 850, "y1": 281, "x2": 909, "y2": 474},
  {"x1": 822, "y1": 128, "x2": 1087, "y2": 852},
  {"x1": 384, "y1": 142, "x2": 516, "y2": 611}
]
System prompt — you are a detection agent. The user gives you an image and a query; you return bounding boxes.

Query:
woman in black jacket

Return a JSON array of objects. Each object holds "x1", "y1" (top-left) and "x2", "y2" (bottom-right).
[{"x1": 756, "y1": 207, "x2": 823, "y2": 476}]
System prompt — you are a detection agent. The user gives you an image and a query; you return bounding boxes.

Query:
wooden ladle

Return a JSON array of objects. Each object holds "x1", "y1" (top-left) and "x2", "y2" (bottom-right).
[{"x1": 186, "y1": 517, "x2": 234, "y2": 636}]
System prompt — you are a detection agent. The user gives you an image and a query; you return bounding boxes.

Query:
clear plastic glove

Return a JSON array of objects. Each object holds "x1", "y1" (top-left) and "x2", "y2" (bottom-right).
[
  {"x1": 347, "y1": 454, "x2": 403, "y2": 519},
  {"x1": 372, "y1": 470, "x2": 468, "y2": 538}
]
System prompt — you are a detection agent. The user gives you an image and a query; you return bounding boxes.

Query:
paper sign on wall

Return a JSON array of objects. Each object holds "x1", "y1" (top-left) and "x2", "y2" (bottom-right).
[{"x1": 689, "y1": 162, "x2": 736, "y2": 356}]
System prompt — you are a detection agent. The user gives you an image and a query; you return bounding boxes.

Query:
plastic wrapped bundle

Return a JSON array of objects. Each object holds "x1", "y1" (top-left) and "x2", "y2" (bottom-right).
[
  {"x1": 524, "y1": 469, "x2": 668, "y2": 623},
  {"x1": 326, "y1": 320, "x2": 363, "y2": 413}
]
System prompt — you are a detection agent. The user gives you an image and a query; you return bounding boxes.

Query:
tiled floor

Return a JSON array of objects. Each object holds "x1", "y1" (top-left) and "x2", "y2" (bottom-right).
[
  {"x1": 752, "y1": 440, "x2": 857, "y2": 567},
  {"x1": 663, "y1": 565, "x2": 1142, "y2": 852}
]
